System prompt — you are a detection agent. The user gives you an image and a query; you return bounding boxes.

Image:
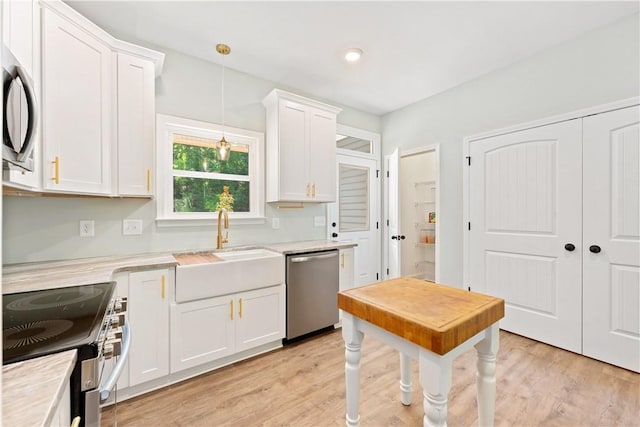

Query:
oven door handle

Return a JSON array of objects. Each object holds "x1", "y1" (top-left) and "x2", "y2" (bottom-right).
[{"x1": 99, "y1": 321, "x2": 131, "y2": 403}]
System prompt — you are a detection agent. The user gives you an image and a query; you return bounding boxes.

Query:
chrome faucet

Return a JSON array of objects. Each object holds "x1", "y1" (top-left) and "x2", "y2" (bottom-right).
[{"x1": 217, "y1": 208, "x2": 229, "y2": 249}]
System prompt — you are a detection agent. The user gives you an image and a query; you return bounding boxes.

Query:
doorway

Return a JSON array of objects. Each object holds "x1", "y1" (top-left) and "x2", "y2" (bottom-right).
[
  {"x1": 327, "y1": 125, "x2": 381, "y2": 287},
  {"x1": 385, "y1": 145, "x2": 440, "y2": 281}
]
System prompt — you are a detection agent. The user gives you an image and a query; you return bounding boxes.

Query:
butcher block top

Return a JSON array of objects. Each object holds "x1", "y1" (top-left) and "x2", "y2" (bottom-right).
[
  {"x1": 173, "y1": 252, "x2": 223, "y2": 265},
  {"x1": 338, "y1": 278, "x2": 504, "y2": 355}
]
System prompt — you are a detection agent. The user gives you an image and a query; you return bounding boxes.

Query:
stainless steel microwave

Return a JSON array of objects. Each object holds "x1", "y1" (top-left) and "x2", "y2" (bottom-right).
[{"x1": 2, "y1": 44, "x2": 38, "y2": 172}]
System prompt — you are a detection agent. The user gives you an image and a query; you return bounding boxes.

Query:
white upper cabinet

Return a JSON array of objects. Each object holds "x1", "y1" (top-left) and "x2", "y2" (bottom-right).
[
  {"x1": 117, "y1": 53, "x2": 155, "y2": 196},
  {"x1": 41, "y1": 6, "x2": 113, "y2": 194},
  {"x1": 263, "y1": 89, "x2": 341, "y2": 203},
  {"x1": 34, "y1": 0, "x2": 163, "y2": 196}
]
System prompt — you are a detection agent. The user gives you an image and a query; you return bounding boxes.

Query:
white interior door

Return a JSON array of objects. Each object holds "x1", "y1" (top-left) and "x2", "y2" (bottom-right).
[
  {"x1": 469, "y1": 120, "x2": 583, "y2": 353},
  {"x1": 386, "y1": 148, "x2": 401, "y2": 279},
  {"x1": 583, "y1": 105, "x2": 640, "y2": 372},
  {"x1": 328, "y1": 154, "x2": 380, "y2": 287}
]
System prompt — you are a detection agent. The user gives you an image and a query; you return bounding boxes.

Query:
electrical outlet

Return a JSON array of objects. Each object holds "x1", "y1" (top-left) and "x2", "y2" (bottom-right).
[
  {"x1": 79, "y1": 220, "x2": 95, "y2": 237},
  {"x1": 123, "y1": 219, "x2": 143, "y2": 236},
  {"x1": 314, "y1": 216, "x2": 326, "y2": 227},
  {"x1": 272, "y1": 218, "x2": 280, "y2": 229}
]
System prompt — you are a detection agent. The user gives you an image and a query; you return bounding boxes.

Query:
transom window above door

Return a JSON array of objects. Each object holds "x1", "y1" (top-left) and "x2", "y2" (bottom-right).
[
  {"x1": 336, "y1": 134, "x2": 373, "y2": 155},
  {"x1": 156, "y1": 114, "x2": 265, "y2": 226}
]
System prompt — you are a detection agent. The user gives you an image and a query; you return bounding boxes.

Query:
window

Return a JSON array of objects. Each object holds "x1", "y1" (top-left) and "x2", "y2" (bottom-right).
[{"x1": 156, "y1": 114, "x2": 264, "y2": 225}]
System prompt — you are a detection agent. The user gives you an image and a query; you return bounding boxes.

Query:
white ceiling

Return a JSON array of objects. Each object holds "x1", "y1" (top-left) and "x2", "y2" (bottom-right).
[{"x1": 66, "y1": 1, "x2": 639, "y2": 116}]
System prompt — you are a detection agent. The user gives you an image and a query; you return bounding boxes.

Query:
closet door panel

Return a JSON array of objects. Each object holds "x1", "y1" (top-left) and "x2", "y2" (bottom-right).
[
  {"x1": 469, "y1": 119, "x2": 583, "y2": 353},
  {"x1": 583, "y1": 105, "x2": 639, "y2": 373}
]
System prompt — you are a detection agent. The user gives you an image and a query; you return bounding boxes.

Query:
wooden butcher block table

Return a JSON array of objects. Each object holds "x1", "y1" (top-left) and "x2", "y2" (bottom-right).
[{"x1": 338, "y1": 278, "x2": 505, "y2": 427}]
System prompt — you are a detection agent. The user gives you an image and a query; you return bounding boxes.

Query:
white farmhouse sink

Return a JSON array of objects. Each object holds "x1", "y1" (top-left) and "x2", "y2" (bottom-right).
[{"x1": 174, "y1": 248, "x2": 284, "y2": 303}]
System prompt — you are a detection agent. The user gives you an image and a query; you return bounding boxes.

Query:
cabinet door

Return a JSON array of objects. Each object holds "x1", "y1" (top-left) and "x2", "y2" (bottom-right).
[
  {"x1": 468, "y1": 120, "x2": 583, "y2": 353},
  {"x1": 128, "y1": 269, "x2": 170, "y2": 386},
  {"x1": 117, "y1": 53, "x2": 154, "y2": 196},
  {"x1": 583, "y1": 105, "x2": 640, "y2": 372},
  {"x1": 235, "y1": 285, "x2": 285, "y2": 353},
  {"x1": 307, "y1": 107, "x2": 336, "y2": 202},
  {"x1": 277, "y1": 100, "x2": 308, "y2": 201},
  {"x1": 338, "y1": 248, "x2": 354, "y2": 292},
  {"x1": 49, "y1": 382, "x2": 70, "y2": 427},
  {"x1": 170, "y1": 296, "x2": 235, "y2": 373},
  {"x1": 2, "y1": 0, "x2": 40, "y2": 189},
  {"x1": 41, "y1": 7, "x2": 112, "y2": 194}
]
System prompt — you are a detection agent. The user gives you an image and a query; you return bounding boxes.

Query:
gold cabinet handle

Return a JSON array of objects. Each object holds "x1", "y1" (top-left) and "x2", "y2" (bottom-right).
[
  {"x1": 239, "y1": 298, "x2": 243, "y2": 318},
  {"x1": 230, "y1": 300, "x2": 234, "y2": 320},
  {"x1": 146, "y1": 169, "x2": 151, "y2": 192},
  {"x1": 306, "y1": 182, "x2": 310, "y2": 198},
  {"x1": 52, "y1": 156, "x2": 60, "y2": 184},
  {"x1": 161, "y1": 275, "x2": 165, "y2": 299},
  {"x1": 312, "y1": 183, "x2": 316, "y2": 198},
  {"x1": 341, "y1": 253, "x2": 345, "y2": 268}
]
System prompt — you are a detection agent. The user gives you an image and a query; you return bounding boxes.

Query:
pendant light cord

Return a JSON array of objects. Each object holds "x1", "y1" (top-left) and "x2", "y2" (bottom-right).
[{"x1": 221, "y1": 60, "x2": 225, "y2": 138}]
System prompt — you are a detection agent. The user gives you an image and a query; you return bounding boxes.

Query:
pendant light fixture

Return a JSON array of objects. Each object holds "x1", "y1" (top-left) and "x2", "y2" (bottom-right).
[{"x1": 216, "y1": 43, "x2": 232, "y2": 161}]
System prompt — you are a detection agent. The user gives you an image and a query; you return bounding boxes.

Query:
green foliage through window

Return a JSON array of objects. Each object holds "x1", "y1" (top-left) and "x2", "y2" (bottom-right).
[{"x1": 172, "y1": 136, "x2": 250, "y2": 213}]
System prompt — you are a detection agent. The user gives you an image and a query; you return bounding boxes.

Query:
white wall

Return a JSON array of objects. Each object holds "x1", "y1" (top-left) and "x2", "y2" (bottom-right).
[
  {"x1": 2, "y1": 45, "x2": 381, "y2": 264},
  {"x1": 382, "y1": 13, "x2": 640, "y2": 287}
]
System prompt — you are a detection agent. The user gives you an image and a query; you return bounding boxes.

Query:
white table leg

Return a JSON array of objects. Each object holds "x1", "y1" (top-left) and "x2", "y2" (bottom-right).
[
  {"x1": 342, "y1": 313, "x2": 364, "y2": 427},
  {"x1": 399, "y1": 352, "x2": 412, "y2": 405},
  {"x1": 475, "y1": 324, "x2": 499, "y2": 427},
  {"x1": 419, "y1": 349, "x2": 453, "y2": 427}
]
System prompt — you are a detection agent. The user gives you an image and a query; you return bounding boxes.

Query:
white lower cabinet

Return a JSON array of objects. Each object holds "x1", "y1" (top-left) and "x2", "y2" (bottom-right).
[
  {"x1": 128, "y1": 269, "x2": 171, "y2": 386},
  {"x1": 171, "y1": 284, "x2": 285, "y2": 373},
  {"x1": 338, "y1": 247, "x2": 354, "y2": 292},
  {"x1": 49, "y1": 382, "x2": 70, "y2": 427},
  {"x1": 170, "y1": 295, "x2": 235, "y2": 372},
  {"x1": 235, "y1": 285, "x2": 286, "y2": 353}
]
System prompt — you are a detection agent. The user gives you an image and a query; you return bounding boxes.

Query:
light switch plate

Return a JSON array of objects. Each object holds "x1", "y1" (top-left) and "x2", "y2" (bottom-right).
[
  {"x1": 79, "y1": 220, "x2": 95, "y2": 237},
  {"x1": 123, "y1": 219, "x2": 143, "y2": 235},
  {"x1": 314, "y1": 216, "x2": 326, "y2": 227},
  {"x1": 272, "y1": 218, "x2": 280, "y2": 229}
]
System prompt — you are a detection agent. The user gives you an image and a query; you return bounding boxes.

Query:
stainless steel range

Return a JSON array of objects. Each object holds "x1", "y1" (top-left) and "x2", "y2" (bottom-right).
[{"x1": 3, "y1": 282, "x2": 130, "y2": 427}]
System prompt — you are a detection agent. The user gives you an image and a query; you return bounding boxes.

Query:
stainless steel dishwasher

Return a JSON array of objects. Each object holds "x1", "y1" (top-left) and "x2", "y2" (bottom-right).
[{"x1": 286, "y1": 249, "x2": 339, "y2": 339}]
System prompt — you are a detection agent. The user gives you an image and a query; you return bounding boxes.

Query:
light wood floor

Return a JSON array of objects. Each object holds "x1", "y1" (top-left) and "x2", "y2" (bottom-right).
[{"x1": 101, "y1": 329, "x2": 639, "y2": 426}]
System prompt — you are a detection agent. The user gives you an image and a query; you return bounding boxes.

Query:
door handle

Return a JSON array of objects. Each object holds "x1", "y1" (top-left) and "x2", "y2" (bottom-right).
[
  {"x1": 332, "y1": 232, "x2": 338, "y2": 238},
  {"x1": 589, "y1": 245, "x2": 601, "y2": 254},
  {"x1": 564, "y1": 243, "x2": 575, "y2": 252}
]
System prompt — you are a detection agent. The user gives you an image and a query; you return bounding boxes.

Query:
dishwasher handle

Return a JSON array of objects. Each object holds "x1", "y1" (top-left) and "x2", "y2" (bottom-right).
[{"x1": 290, "y1": 252, "x2": 338, "y2": 263}]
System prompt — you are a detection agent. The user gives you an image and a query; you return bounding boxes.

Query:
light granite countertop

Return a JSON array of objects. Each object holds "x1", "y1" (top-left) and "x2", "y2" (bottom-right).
[
  {"x1": 2, "y1": 350, "x2": 77, "y2": 427},
  {"x1": 2, "y1": 252, "x2": 178, "y2": 294},
  {"x1": 2, "y1": 240, "x2": 355, "y2": 294},
  {"x1": 263, "y1": 240, "x2": 356, "y2": 255}
]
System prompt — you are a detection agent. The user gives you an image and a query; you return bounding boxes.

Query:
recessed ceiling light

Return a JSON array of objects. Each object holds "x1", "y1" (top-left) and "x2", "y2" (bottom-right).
[{"x1": 345, "y1": 48, "x2": 363, "y2": 63}]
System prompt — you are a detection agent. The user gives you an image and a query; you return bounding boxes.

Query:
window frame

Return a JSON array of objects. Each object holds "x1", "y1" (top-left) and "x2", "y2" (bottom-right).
[{"x1": 155, "y1": 114, "x2": 265, "y2": 226}]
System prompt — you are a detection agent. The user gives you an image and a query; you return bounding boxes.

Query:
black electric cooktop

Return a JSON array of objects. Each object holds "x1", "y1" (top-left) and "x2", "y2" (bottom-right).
[{"x1": 2, "y1": 282, "x2": 116, "y2": 364}]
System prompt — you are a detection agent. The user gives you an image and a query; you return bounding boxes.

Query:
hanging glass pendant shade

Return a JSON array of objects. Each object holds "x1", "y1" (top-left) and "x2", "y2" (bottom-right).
[{"x1": 217, "y1": 136, "x2": 231, "y2": 161}]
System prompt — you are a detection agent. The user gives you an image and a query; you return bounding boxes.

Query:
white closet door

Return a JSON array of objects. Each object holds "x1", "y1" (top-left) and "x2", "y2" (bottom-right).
[
  {"x1": 583, "y1": 105, "x2": 640, "y2": 372},
  {"x1": 469, "y1": 120, "x2": 583, "y2": 353}
]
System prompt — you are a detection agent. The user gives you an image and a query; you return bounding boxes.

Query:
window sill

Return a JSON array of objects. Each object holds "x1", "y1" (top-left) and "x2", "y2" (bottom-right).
[{"x1": 156, "y1": 216, "x2": 267, "y2": 228}]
